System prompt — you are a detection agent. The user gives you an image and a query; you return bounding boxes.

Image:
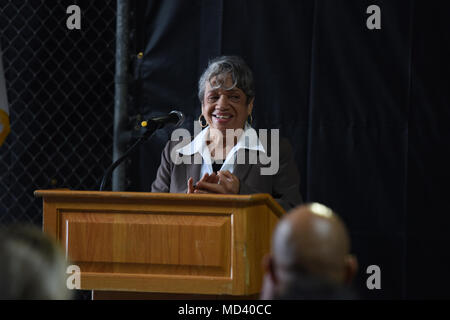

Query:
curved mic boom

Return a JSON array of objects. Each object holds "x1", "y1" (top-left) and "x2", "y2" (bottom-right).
[{"x1": 99, "y1": 110, "x2": 185, "y2": 191}]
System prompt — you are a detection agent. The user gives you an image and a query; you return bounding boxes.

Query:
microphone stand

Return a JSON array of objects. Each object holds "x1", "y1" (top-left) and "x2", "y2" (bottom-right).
[{"x1": 99, "y1": 121, "x2": 162, "y2": 191}]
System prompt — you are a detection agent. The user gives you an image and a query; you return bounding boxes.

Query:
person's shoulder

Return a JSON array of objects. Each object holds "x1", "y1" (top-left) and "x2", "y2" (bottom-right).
[
  {"x1": 279, "y1": 136, "x2": 292, "y2": 149},
  {"x1": 263, "y1": 134, "x2": 292, "y2": 152},
  {"x1": 164, "y1": 136, "x2": 195, "y2": 155}
]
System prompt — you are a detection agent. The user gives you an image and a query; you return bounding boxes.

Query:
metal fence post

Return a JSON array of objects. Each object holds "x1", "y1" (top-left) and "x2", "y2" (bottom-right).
[{"x1": 112, "y1": 0, "x2": 129, "y2": 191}]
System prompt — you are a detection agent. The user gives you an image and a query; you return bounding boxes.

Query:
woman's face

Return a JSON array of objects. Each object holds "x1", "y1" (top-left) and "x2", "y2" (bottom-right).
[{"x1": 202, "y1": 73, "x2": 253, "y2": 132}]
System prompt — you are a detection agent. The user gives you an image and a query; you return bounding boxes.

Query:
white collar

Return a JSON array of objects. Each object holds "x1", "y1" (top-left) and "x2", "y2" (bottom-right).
[{"x1": 176, "y1": 122, "x2": 265, "y2": 164}]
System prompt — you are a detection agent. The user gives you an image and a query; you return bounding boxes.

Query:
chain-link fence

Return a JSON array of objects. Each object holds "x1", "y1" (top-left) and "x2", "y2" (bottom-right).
[{"x1": 0, "y1": 1, "x2": 116, "y2": 226}]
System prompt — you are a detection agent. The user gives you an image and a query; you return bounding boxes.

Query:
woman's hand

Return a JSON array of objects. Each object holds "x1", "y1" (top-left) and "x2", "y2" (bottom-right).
[
  {"x1": 187, "y1": 173, "x2": 219, "y2": 193},
  {"x1": 195, "y1": 170, "x2": 240, "y2": 194}
]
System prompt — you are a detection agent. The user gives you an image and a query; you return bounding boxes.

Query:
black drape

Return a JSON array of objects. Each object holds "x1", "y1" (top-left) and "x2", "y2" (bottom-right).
[{"x1": 129, "y1": 0, "x2": 450, "y2": 299}]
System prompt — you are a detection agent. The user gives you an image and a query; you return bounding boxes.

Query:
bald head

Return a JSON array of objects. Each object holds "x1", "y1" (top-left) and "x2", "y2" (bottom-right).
[{"x1": 272, "y1": 203, "x2": 354, "y2": 285}]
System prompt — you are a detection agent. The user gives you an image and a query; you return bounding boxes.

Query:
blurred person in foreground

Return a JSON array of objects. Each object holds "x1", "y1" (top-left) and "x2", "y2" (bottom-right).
[
  {"x1": 260, "y1": 203, "x2": 358, "y2": 300},
  {"x1": 0, "y1": 225, "x2": 71, "y2": 300},
  {"x1": 151, "y1": 55, "x2": 302, "y2": 211}
]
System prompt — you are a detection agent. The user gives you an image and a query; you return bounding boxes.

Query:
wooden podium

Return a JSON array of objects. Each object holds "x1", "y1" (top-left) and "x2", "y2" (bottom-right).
[{"x1": 35, "y1": 190, "x2": 284, "y2": 299}]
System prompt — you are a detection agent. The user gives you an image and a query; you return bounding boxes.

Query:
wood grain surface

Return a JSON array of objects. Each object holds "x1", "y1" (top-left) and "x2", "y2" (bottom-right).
[{"x1": 35, "y1": 190, "x2": 283, "y2": 296}]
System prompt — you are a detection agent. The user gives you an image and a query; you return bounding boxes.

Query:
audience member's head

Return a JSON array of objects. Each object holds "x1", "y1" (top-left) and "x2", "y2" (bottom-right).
[
  {"x1": 260, "y1": 203, "x2": 358, "y2": 299},
  {"x1": 271, "y1": 273, "x2": 358, "y2": 300},
  {"x1": 0, "y1": 225, "x2": 71, "y2": 300}
]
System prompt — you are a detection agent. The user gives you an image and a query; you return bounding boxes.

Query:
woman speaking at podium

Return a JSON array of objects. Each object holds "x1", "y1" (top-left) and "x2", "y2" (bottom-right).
[{"x1": 151, "y1": 56, "x2": 302, "y2": 211}]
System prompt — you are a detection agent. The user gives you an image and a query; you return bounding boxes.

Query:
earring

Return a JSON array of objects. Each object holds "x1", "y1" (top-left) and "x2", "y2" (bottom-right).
[
  {"x1": 247, "y1": 114, "x2": 253, "y2": 125},
  {"x1": 198, "y1": 114, "x2": 208, "y2": 128}
]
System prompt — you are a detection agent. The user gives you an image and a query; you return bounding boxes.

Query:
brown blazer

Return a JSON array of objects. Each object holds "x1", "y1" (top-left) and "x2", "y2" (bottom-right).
[{"x1": 151, "y1": 136, "x2": 303, "y2": 211}]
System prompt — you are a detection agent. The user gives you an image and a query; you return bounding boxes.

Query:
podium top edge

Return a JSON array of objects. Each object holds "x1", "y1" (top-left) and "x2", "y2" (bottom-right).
[
  {"x1": 35, "y1": 189, "x2": 261, "y2": 200},
  {"x1": 34, "y1": 190, "x2": 285, "y2": 216}
]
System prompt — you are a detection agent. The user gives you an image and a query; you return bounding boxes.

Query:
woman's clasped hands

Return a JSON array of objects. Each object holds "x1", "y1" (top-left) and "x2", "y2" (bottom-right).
[{"x1": 187, "y1": 170, "x2": 240, "y2": 194}]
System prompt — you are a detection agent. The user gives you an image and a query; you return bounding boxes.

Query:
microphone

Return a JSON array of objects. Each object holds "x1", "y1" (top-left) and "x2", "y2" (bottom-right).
[
  {"x1": 141, "y1": 110, "x2": 184, "y2": 129},
  {"x1": 99, "y1": 110, "x2": 185, "y2": 191}
]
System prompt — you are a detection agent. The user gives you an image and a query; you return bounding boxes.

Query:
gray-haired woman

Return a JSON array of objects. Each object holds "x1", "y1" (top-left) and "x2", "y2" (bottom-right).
[{"x1": 151, "y1": 56, "x2": 302, "y2": 211}]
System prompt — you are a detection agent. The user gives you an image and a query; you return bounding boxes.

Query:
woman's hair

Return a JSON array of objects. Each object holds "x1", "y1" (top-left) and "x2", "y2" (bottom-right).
[{"x1": 198, "y1": 55, "x2": 255, "y2": 104}]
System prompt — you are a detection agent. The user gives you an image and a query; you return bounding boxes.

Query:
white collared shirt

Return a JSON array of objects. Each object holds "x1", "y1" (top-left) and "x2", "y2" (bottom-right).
[{"x1": 176, "y1": 122, "x2": 266, "y2": 178}]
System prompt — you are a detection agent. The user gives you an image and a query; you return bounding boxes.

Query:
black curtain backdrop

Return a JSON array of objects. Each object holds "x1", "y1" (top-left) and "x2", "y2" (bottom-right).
[{"x1": 128, "y1": 0, "x2": 450, "y2": 299}]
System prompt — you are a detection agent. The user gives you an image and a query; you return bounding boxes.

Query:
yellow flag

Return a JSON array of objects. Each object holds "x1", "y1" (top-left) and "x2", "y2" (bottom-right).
[{"x1": 0, "y1": 46, "x2": 10, "y2": 146}]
